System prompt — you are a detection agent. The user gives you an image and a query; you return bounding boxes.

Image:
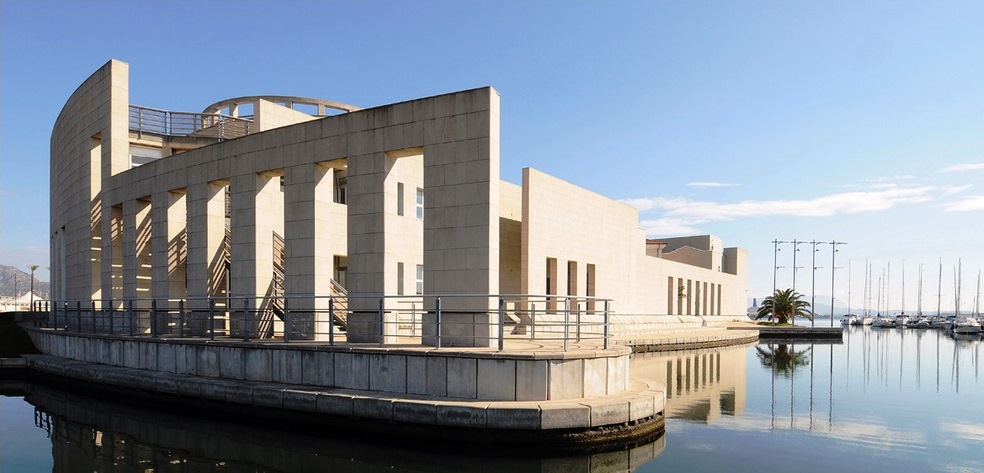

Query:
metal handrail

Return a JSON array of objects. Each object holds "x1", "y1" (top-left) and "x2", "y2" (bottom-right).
[
  {"x1": 129, "y1": 105, "x2": 253, "y2": 141},
  {"x1": 39, "y1": 293, "x2": 615, "y2": 351}
]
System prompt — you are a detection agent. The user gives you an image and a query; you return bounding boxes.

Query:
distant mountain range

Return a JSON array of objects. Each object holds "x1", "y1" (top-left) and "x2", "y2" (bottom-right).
[{"x1": 1, "y1": 264, "x2": 50, "y2": 299}]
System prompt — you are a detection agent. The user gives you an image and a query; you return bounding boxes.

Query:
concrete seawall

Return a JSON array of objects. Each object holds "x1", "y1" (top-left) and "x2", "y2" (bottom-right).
[{"x1": 23, "y1": 326, "x2": 666, "y2": 450}]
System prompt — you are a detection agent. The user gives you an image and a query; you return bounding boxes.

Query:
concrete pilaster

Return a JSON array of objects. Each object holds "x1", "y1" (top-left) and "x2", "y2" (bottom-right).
[{"x1": 101, "y1": 204, "x2": 123, "y2": 308}]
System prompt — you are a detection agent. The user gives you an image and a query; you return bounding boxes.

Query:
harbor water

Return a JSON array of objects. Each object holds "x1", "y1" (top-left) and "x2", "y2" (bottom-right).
[{"x1": 2, "y1": 326, "x2": 982, "y2": 472}]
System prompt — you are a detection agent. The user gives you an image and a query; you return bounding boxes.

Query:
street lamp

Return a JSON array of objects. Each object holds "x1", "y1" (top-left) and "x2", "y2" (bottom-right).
[
  {"x1": 830, "y1": 241, "x2": 847, "y2": 327},
  {"x1": 772, "y1": 239, "x2": 789, "y2": 296},
  {"x1": 811, "y1": 240, "x2": 826, "y2": 327},
  {"x1": 791, "y1": 240, "x2": 807, "y2": 293}
]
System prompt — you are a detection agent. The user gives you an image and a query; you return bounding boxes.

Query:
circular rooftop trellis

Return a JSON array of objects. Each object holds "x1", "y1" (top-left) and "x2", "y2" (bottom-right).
[{"x1": 202, "y1": 95, "x2": 361, "y2": 116}]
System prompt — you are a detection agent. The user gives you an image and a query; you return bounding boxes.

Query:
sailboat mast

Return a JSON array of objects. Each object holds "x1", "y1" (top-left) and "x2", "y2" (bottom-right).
[
  {"x1": 901, "y1": 260, "x2": 906, "y2": 315},
  {"x1": 917, "y1": 263, "x2": 924, "y2": 316},
  {"x1": 937, "y1": 258, "x2": 942, "y2": 319},
  {"x1": 847, "y1": 260, "x2": 852, "y2": 315}
]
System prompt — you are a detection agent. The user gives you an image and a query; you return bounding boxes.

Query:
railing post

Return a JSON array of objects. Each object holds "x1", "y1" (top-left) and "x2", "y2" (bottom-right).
[
  {"x1": 283, "y1": 296, "x2": 290, "y2": 343},
  {"x1": 151, "y1": 299, "x2": 158, "y2": 338},
  {"x1": 91, "y1": 301, "x2": 96, "y2": 333},
  {"x1": 378, "y1": 297, "x2": 385, "y2": 345},
  {"x1": 531, "y1": 302, "x2": 536, "y2": 340},
  {"x1": 127, "y1": 300, "x2": 134, "y2": 336},
  {"x1": 75, "y1": 301, "x2": 81, "y2": 332},
  {"x1": 209, "y1": 298, "x2": 216, "y2": 340},
  {"x1": 603, "y1": 300, "x2": 610, "y2": 349},
  {"x1": 498, "y1": 297, "x2": 505, "y2": 352},
  {"x1": 178, "y1": 299, "x2": 185, "y2": 337},
  {"x1": 576, "y1": 301, "x2": 582, "y2": 341},
  {"x1": 563, "y1": 298, "x2": 570, "y2": 352},
  {"x1": 435, "y1": 297, "x2": 442, "y2": 349},
  {"x1": 243, "y1": 298, "x2": 251, "y2": 342},
  {"x1": 106, "y1": 299, "x2": 113, "y2": 335},
  {"x1": 328, "y1": 297, "x2": 335, "y2": 346},
  {"x1": 62, "y1": 301, "x2": 68, "y2": 329}
]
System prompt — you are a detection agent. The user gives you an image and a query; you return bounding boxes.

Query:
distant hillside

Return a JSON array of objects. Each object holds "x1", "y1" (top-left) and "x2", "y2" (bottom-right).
[{"x1": 1, "y1": 264, "x2": 50, "y2": 299}]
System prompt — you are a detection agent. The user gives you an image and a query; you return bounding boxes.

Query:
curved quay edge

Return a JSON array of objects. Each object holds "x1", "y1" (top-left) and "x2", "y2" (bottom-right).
[{"x1": 23, "y1": 352, "x2": 665, "y2": 453}]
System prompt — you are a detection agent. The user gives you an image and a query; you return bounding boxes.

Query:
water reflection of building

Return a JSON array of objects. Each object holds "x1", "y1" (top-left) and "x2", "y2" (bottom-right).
[
  {"x1": 630, "y1": 343, "x2": 750, "y2": 423},
  {"x1": 23, "y1": 380, "x2": 665, "y2": 473}
]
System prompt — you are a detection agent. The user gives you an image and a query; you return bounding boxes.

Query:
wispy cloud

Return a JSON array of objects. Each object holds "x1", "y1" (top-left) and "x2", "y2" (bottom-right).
[
  {"x1": 938, "y1": 163, "x2": 984, "y2": 173},
  {"x1": 624, "y1": 185, "x2": 966, "y2": 236},
  {"x1": 686, "y1": 181, "x2": 738, "y2": 188},
  {"x1": 942, "y1": 195, "x2": 984, "y2": 212}
]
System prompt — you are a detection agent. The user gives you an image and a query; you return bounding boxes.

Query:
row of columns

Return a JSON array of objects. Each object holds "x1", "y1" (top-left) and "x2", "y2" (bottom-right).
[{"x1": 668, "y1": 277, "x2": 723, "y2": 316}]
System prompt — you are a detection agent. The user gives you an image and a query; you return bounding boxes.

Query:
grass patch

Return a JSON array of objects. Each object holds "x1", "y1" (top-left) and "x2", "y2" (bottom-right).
[{"x1": 0, "y1": 313, "x2": 40, "y2": 357}]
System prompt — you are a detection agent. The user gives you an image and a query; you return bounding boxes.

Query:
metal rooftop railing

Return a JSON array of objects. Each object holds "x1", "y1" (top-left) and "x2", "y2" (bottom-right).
[{"x1": 129, "y1": 105, "x2": 253, "y2": 141}]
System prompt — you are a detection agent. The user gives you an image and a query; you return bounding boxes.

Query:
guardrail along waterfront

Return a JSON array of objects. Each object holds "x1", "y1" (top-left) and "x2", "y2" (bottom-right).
[{"x1": 32, "y1": 294, "x2": 613, "y2": 351}]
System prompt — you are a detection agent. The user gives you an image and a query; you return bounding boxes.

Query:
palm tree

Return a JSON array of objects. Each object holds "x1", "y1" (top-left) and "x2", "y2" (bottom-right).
[
  {"x1": 755, "y1": 288, "x2": 812, "y2": 324},
  {"x1": 27, "y1": 264, "x2": 39, "y2": 310}
]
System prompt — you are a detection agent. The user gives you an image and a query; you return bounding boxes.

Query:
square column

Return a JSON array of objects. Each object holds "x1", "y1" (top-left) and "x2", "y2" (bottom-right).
[
  {"x1": 420, "y1": 94, "x2": 501, "y2": 347},
  {"x1": 346, "y1": 152, "x2": 389, "y2": 342},
  {"x1": 123, "y1": 198, "x2": 152, "y2": 333},
  {"x1": 186, "y1": 181, "x2": 227, "y2": 334},
  {"x1": 101, "y1": 204, "x2": 123, "y2": 308},
  {"x1": 230, "y1": 172, "x2": 280, "y2": 338},
  {"x1": 151, "y1": 190, "x2": 187, "y2": 301},
  {"x1": 284, "y1": 163, "x2": 334, "y2": 340}
]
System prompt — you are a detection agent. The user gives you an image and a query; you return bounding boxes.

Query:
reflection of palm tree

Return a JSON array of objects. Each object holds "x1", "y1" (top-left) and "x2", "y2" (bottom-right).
[{"x1": 756, "y1": 344, "x2": 811, "y2": 378}]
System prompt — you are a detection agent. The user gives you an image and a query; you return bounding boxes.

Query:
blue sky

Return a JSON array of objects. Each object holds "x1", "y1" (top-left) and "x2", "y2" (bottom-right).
[{"x1": 2, "y1": 1, "x2": 982, "y2": 311}]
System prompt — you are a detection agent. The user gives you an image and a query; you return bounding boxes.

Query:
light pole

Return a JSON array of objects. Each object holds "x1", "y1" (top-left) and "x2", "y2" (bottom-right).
[
  {"x1": 810, "y1": 240, "x2": 826, "y2": 327},
  {"x1": 791, "y1": 240, "x2": 806, "y2": 293},
  {"x1": 772, "y1": 239, "x2": 788, "y2": 296},
  {"x1": 830, "y1": 241, "x2": 846, "y2": 327}
]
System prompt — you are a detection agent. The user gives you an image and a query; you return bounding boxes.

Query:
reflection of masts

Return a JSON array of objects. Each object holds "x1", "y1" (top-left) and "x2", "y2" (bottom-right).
[{"x1": 901, "y1": 259, "x2": 906, "y2": 315}]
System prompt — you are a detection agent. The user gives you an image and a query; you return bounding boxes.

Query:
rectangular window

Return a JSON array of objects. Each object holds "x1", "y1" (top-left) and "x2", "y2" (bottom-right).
[
  {"x1": 567, "y1": 261, "x2": 578, "y2": 296},
  {"x1": 586, "y1": 264, "x2": 596, "y2": 312},
  {"x1": 416, "y1": 188, "x2": 424, "y2": 220},
  {"x1": 397, "y1": 182, "x2": 405, "y2": 216},
  {"x1": 334, "y1": 176, "x2": 347, "y2": 204},
  {"x1": 397, "y1": 262, "x2": 404, "y2": 296},
  {"x1": 415, "y1": 264, "x2": 424, "y2": 295},
  {"x1": 546, "y1": 257, "x2": 558, "y2": 311}
]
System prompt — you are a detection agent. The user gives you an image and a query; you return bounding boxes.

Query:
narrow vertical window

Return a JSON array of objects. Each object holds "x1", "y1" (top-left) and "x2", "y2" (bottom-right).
[
  {"x1": 586, "y1": 264, "x2": 596, "y2": 312},
  {"x1": 397, "y1": 182, "x2": 405, "y2": 216},
  {"x1": 415, "y1": 264, "x2": 424, "y2": 295},
  {"x1": 416, "y1": 188, "x2": 424, "y2": 220},
  {"x1": 397, "y1": 262, "x2": 405, "y2": 296},
  {"x1": 334, "y1": 176, "x2": 347, "y2": 204}
]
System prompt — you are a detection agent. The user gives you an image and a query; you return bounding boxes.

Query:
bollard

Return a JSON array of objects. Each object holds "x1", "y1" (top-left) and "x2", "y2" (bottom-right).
[
  {"x1": 209, "y1": 298, "x2": 216, "y2": 340},
  {"x1": 498, "y1": 297, "x2": 505, "y2": 352},
  {"x1": 435, "y1": 297, "x2": 442, "y2": 349}
]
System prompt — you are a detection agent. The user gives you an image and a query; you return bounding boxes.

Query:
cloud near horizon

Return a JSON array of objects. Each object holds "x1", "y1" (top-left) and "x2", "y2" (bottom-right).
[
  {"x1": 624, "y1": 184, "x2": 967, "y2": 236},
  {"x1": 942, "y1": 195, "x2": 984, "y2": 212},
  {"x1": 938, "y1": 162, "x2": 984, "y2": 173},
  {"x1": 686, "y1": 181, "x2": 738, "y2": 188}
]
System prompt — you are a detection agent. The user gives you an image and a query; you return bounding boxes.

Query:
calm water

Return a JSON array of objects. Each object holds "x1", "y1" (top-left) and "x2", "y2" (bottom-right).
[{"x1": 2, "y1": 326, "x2": 982, "y2": 472}]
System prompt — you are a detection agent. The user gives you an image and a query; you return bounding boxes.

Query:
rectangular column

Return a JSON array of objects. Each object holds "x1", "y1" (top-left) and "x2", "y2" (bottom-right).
[
  {"x1": 101, "y1": 204, "x2": 123, "y2": 308},
  {"x1": 186, "y1": 181, "x2": 227, "y2": 334},
  {"x1": 151, "y1": 190, "x2": 187, "y2": 300},
  {"x1": 123, "y1": 198, "x2": 151, "y2": 333},
  {"x1": 284, "y1": 163, "x2": 334, "y2": 340},
  {"x1": 346, "y1": 152, "x2": 388, "y2": 342},
  {"x1": 230, "y1": 173, "x2": 279, "y2": 338},
  {"x1": 421, "y1": 90, "x2": 500, "y2": 347}
]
